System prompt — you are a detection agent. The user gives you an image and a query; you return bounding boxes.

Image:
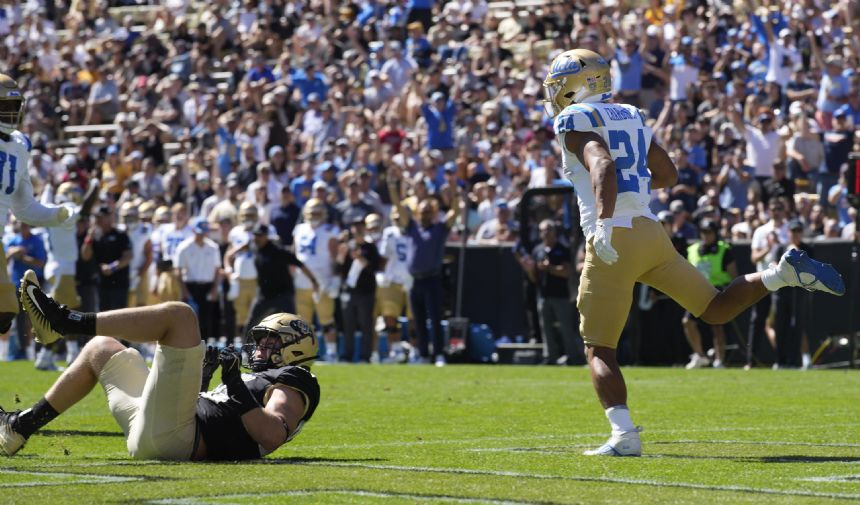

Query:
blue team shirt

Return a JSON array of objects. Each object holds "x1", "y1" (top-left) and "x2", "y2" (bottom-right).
[
  {"x1": 421, "y1": 101, "x2": 456, "y2": 149},
  {"x1": 406, "y1": 220, "x2": 448, "y2": 276},
  {"x1": 5, "y1": 233, "x2": 47, "y2": 288}
]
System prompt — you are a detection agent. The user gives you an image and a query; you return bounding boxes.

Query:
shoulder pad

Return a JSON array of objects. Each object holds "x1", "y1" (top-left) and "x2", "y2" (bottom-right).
[
  {"x1": 12, "y1": 131, "x2": 32, "y2": 152},
  {"x1": 553, "y1": 104, "x2": 607, "y2": 135}
]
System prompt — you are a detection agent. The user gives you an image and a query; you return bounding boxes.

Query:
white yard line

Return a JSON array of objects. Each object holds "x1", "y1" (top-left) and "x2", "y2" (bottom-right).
[
  {"x1": 150, "y1": 489, "x2": 547, "y2": 505},
  {"x1": 0, "y1": 468, "x2": 142, "y2": 487}
]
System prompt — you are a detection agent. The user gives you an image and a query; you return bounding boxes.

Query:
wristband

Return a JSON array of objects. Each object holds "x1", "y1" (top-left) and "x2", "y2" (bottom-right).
[{"x1": 225, "y1": 375, "x2": 260, "y2": 415}]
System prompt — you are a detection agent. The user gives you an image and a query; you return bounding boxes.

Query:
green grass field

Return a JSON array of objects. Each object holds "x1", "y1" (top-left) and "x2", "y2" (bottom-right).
[{"x1": 1, "y1": 361, "x2": 859, "y2": 504}]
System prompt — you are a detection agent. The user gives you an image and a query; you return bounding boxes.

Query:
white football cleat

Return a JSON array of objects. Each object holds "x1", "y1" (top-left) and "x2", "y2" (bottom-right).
[
  {"x1": 0, "y1": 408, "x2": 26, "y2": 456},
  {"x1": 776, "y1": 249, "x2": 845, "y2": 296},
  {"x1": 584, "y1": 427, "x2": 642, "y2": 457},
  {"x1": 685, "y1": 354, "x2": 711, "y2": 369}
]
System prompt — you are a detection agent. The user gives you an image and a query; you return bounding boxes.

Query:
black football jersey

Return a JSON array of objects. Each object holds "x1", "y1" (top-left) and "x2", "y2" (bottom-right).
[{"x1": 196, "y1": 365, "x2": 320, "y2": 461}]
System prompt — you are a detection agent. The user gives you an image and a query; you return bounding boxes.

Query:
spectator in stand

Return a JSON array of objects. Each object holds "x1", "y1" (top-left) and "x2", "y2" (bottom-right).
[
  {"x1": 730, "y1": 107, "x2": 782, "y2": 194},
  {"x1": 822, "y1": 107, "x2": 855, "y2": 211},
  {"x1": 815, "y1": 55, "x2": 851, "y2": 132}
]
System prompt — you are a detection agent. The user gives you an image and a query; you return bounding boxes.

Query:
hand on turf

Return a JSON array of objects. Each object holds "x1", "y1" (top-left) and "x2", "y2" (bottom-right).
[
  {"x1": 219, "y1": 348, "x2": 242, "y2": 384},
  {"x1": 593, "y1": 219, "x2": 619, "y2": 265}
]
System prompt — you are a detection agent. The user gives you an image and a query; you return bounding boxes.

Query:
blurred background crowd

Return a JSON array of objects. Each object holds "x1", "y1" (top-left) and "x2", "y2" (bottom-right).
[{"x1": 0, "y1": 0, "x2": 858, "y2": 368}]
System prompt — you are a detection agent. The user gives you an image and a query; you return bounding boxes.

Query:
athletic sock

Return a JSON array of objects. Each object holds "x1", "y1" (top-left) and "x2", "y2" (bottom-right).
[
  {"x1": 802, "y1": 353, "x2": 812, "y2": 368},
  {"x1": 606, "y1": 405, "x2": 635, "y2": 435},
  {"x1": 761, "y1": 265, "x2": 788, "y2": 292},
  {"x1": 60, "y1": 311, "x2": 97, "y2": 337},
  {"x1": 13, "y1": 398, "x2": 60, "y2": 438}
]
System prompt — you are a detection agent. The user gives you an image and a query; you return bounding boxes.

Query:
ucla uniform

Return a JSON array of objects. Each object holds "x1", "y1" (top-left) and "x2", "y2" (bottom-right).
[
  {"x1": 0, "y1": 132, "x2": 73, "y2": 320},
  {"x1": 124, "y1": 222, "x2": 152, "y2": 307},
  {"x1": 293, "y1": 222, "x2": 340, "y2": 328},
  {"x1": 556, "y1": 102, "x2": 717, "y2": 348},
  {"x1": 376, "y1": 225, "x2": 414, "y2": 319}
]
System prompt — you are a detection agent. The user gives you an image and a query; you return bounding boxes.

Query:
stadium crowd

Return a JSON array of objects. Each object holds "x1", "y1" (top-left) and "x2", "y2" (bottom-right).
[{"x1": 0, "y1": 0, "x2": 858, "y2": 368}]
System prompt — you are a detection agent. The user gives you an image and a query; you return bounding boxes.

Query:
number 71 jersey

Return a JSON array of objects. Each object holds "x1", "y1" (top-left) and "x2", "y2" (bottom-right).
[{"x1": 554, "y1": 102, "x2": 657, "y2": 240}]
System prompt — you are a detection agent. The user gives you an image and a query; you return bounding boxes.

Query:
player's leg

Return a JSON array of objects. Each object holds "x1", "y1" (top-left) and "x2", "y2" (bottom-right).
[
  {"x1": 318, "y1": 293, "x2": 338, "y2": 361},
  {"x1": 698, "y1": 249, "x2": 845, "y2": 325},
  {"x1": 682, "y1": 312, "x2": 709, "y2": 369},
  {"x1": 21, "y1": 269, "x2": 201, "y2": 349},
  {"x1": 578, "y1": 230, "x2": 645, "y2": 457},
  {"x1": 0, "y1": 336, "x2": 132, "y2": 456},
  {"x1": 711, "y1": 325, "x2": 726, "y2": 368}
]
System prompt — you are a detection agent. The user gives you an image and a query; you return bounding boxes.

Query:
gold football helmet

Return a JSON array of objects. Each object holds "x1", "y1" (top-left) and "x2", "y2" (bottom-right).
[
  {"x1": 119, "y1": 201, "x2": 139, "y2": 224},
  {"x1": 248, "y1": 313, "x2": 318, "y2": 370},
  {"x1": 238, "y1": 201, "x2": 258, "y2": 225},
  {"x1": 153, "y1": 205, "x2": 172, "y2": 224},
  {"x1": 0, "y1": 74, "x2": 25, "y2": 134},
  {"x1": 302, "y1": 198, "x2": 327, "y2": 227},
  {"x1": 55, "y1": 182, "x2": 83, "y2": 205},
  {"x1": 543, "y1": 49, "x2": 612, "y2": 118},
  {"x1": 138, "y1": 201, "x2": 156, "y2": 221}
]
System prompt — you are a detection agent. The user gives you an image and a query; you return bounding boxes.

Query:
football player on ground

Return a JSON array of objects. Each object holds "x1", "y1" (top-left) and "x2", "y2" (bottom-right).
[
  {"x1": 293, "y1": 198, "x2": 341, "y2": 361},
  {"x1": 543, "y1": 49, "x2": 845, "y2": 456},
  {"x1": 0, "y1": 273, "x2": 319, "y2": 461},
  {"x1": 0, "y1": 74, "x2": 78, "y2": 335}
]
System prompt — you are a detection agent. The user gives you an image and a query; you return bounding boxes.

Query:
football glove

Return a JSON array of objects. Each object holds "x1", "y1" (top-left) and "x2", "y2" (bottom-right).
[
  {"x1": 200, "y1": 346, "x2": 220, "y2": 392},
  {"x1": 219, "y1": 348, "x2": 259, "y2": 415},
  {"x1": 593, "y1": 219, "x2": 619, "y2": 265},
  {"x1": 57, "y1": 203, "x2": 78, "y2": 229}
]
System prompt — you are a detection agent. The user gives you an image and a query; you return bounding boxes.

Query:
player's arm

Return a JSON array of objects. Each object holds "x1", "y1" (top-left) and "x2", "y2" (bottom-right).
[
  {"x1": 11, "y1": 160, "x2": 71, "y2": 227},
  {"x1": 80, "y1": 178, "x2": 101, "y2": 217},
  {"x1": 564, "y1": 131, "x2": 616, "y2": 219},
  {"x1": 241, "y1": 385, "x2": 306, "y2": 453},
  {"x1": 386, "y1": 174, "x2": 409, "y2": 228},
  {"x1": 646, "y1": 141, "x2": 679, "y2": 189}
]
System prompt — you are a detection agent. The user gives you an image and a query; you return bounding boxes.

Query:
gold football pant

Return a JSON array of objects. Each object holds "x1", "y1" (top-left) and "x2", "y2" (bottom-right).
[{"x1": 577, "y1": 217, "x2": 718, "y2": 349}]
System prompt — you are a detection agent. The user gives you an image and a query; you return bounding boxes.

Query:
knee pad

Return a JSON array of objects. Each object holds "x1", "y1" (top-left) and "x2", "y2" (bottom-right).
[{"x1": 0, "y1": 312, "x2": 15, "y2": 334}]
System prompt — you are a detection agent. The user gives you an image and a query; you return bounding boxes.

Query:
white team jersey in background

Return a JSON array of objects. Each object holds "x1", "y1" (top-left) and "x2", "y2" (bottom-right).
[
  {"x1": 293, "y1": 222, "x2": 339, "y2": 291},
  {"x1": 227, "y1": 224, "x2": 276, "y2": 280},
  {"x1": 43, "y1": 224, "x2": 78, "y2": 279},
  {"x1": 554, "y1": 102, "x2": 657, "y2": 240},
  {"x1": 378, "y1": 225, "x2": 413, "y2": 288},
  {"x1": 0, "y1": 131, "x2": 67, "y2": 227},
  {"x1": 160, "y1": 223, "x2": 193, "y2": 264}
]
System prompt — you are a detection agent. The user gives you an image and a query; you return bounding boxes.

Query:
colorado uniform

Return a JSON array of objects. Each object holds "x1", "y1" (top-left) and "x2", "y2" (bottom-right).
[
  {"x1": 0, "y1": 132, "x2": 73, "y2": 321},
  {"x1": 556, "y1": 102, "x2": 717, "y2": 348},
  {"x1": 293, "y1": 222, "x2": 340, "y2": 329},
  {"x1": 376, "y1": 224, "x2": 414, "y2": 319}
]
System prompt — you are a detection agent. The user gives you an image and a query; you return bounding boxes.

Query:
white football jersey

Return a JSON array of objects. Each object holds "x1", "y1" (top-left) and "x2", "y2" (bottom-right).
[
  {"x1": 293, "y1": 222, "x2": 339, "y2": 290},
  {"x1": 43, "y1": 224, "x2": 77, "y2": 279},
  {"x1": 0, "y1": 131, "x2": 68, "y2": 227},
  {"x1": 121, "y1": 222, "x2": 152, "y2": 272},
  {"x1": 554, "y1": 102, "x2": 657, "y2": 240},
  {"x1": 160, "y1": 223, "x2": 193, "y2": 264},
  {"x1": 379, "y1": 225, "x2": 413, "y2": 287}
]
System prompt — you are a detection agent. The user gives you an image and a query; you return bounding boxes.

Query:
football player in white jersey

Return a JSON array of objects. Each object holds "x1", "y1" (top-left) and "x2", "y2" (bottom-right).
[
  {"x1": 39, "y1": 180, "x2": 99, "y2": 366},
  {"x1": 293, "y1": 198, "x2": 340, "y2": 361},
  {"x1": 544, "y1": 49, "x2": 845, "y2": 457},
  {"x1": 370, "y1": 210, "x2": 414, "y2": 363},
  {"x1": 0, "y1": 74, "x2": 76, "y2": 334},
  {"x1": 118, "y1": 202, "x2": 153, "y2": 308}
]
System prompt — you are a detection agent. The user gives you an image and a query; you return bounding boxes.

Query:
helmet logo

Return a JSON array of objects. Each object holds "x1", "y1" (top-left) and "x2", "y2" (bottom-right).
[
  {"x1": 550, "y1": 57, "x2": 581, "y2": 77},
  {"x1": 290, "y1": 319, "x2": 313, "y2": 340}
]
